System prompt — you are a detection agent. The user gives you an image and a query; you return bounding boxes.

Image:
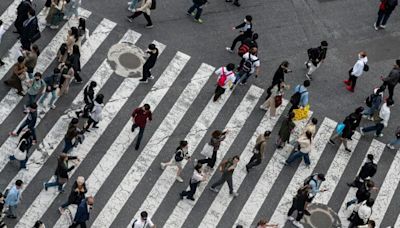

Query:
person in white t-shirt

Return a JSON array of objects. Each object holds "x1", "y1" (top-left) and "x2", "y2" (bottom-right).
[
  {"x1": 235, "y1": 47, "x2": 260, "y2": 85},
  {"x1": 131, "y1": 211, "x2": 156, "y2": 228},
  {"x1": 213, "y1": 63, "x2": 236, "y2": 102},
  {"x1": 0, "y1": 20, "x2": 6, "y2": 66},
  {"x1": 179, "y1": 163, "x2": 206, "y2": 201}
]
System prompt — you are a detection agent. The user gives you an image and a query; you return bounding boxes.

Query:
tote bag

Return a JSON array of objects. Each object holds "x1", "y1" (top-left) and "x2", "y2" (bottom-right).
[
  {"x1": 200, "y1": 143, "x2": 214, "y2": 158},
  {"x1": 14, "y1": 139, "x2": 27, "y2": 161}
]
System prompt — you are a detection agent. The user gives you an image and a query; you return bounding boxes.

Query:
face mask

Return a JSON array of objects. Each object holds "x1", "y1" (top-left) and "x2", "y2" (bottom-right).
[
  {"x1": 358, "y1": 54, "x2": 362, "y2": 59},
  {"x1": 244, "y1": 19, "x2": 247, "y2": 23},
  {"x1": 35, "y1": 78, "x2": 40, "y2": 81}
]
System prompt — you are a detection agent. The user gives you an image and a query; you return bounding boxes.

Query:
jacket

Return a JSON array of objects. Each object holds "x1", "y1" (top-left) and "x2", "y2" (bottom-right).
[
  {"x1": 235, "y1": 22, "x2": 253, "y2": 38},
  {"x1": 89, "y1": 101, "x2": 103, "y2": 122},
  {"x1": 67, "y1": 181, "x2": 87, "y2": 205},
  {"x1": 55, "y1": 156, "x2": 77, "y2": 178},
  {"x1": 83, "y1": 85, "x2": 95, "y2": 105},
  {"x1": 351, "y1": 56, "x2": 368, "y2": 77},
  {"x1": 26, "y1": 110, "x2": 37, "y2": 128},
  {"x1": 132, "y1": 108, "x2": 152, "y2": 128},
  {"x1": 21, "y1": 16, "x2": 39, "y2": 41},
  {"x1": 358, "y1": 161, "x2": 377, "y2": 179},
  {"x1": 44, "y1": 73, "x2": 60, "y2": 90},
  {"x1": 271, "y1": 66, "x2": 286, "y2": 86},
  {"x1": 383, "y1": 67, "x2": 400, "y2": 86},
  {"x1": 278, "y1": 117, "x2": 296, "y2": 142},
  {"x1": 5, "y1": 186, "x2": 21, "y2": 206},
  {"x1": 143, "y1": 49, "x2": 159, "y2": 68},
  {"x1": 74, "y1": 199, "x2": 90, "y2": 223},
  {"x1": 65, "y1": 124, "x2": 79, "y2": 140},
  {"x1": 137, "y1": 0, "x2": 152, "y2": 15},
  {"x1": 294, "y1": 85, "x2": 309, "y2": 107},
  {"x1": 297, "y1": 135, "x2": 312, "y2": 153}
]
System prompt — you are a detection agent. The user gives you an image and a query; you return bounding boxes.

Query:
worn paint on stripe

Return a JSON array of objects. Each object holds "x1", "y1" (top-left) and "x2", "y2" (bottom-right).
[
  {"x1": 314, "y1": 132, "x2": 362, "y2": 205},
  {"x1": 370, "y1": 149, "x2": 400, "y2": 227},
  {"x1": 199, "y1": 100, "x2": 289, "y2": 227},
  {"x1": 163, "y1": 85, "x2": 264, "y2": 228},
  {"x1": 338, "y1": 139, "x2": 385, "y2": 227},
  {"x1": 268, "y1": 117, "x2": 337, "y2": 227}
]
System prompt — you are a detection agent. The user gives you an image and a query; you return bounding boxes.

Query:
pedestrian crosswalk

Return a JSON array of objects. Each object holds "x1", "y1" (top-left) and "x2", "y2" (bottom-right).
[{"x1": 1, "y1": 1, "x2": 400, "y2": 228}]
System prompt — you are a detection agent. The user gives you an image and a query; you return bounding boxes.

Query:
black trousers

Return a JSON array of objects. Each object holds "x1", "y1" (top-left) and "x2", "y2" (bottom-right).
[
  {"x1": 181, "y1": 181, "x2": 199, "y2": 199},
  {"x1": 246, "y1": 153, "x2": 262, "y2": 170},
  {"x1": 84, "y1": 117, "x2": 98, "y2": 131},
  {"x1": 69, "y1": 222, "x2": 87, "y2": 228},
  {"x1": 387, "y1": 83, "x2": 395, "y2": 100},
  {"x1": 198, "y1": 150, "x2": 217, "y2": 168},
  {"x1": 142, "y1": 63, "x2": 152, "y2": 80},
  {"x1": 230, "y1": 34, "x2": 247, "y2": 50},
  {"x1": 287, "y1": 198, "x2": 305, "y2": 221},
  {"x1": 128, "y1": 11, "x2": 153, "y2": 26},
  {"x1": 214, "y1": 86, "x2": 226, "y2": 102},
  {"x1": 131, "y1": 123, "x2": 145, "y2": 149},
  {"x1": 74, "y1": 71, "x2": 82, "y2": 82}
]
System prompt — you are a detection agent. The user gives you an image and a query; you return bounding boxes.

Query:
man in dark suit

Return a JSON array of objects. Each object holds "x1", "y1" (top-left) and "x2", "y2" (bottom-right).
[
  {"x1": 14, "y1": 0, "x2": 32, "y2": 34},
  {"x1": 69, "y1": 196, "x2": 94, "y2": 228},
  {"x1": 20, "y1": 8, "x2": 40, "y2": 50}
]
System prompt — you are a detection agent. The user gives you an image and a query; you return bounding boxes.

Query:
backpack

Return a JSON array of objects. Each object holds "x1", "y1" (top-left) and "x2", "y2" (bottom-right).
[
  {"x1": 238, "y1": 43, "x2": 250, "y2": 57},
  {"x1": 365, "y1": 93, "x2": 378, "y2": 107},
  {"x1": 303, "y1": 173, "x2": 319, "y2": 186},
  {"x1": 150, "y1": 0, "x2": 156, "y2": 10},
  {"x1": 366, "y1": 162, "x2": 377, "y2": 178},
  {"x1": 241, "y1": 56, "x2": 258, "y2": 73},
  {"x1": 217, "y1": 68, "x2": 233, "y2": 87},
  {"x1": 290, "y1": 87, "x2": 306, "y2": 106},
  {"x1": 307, "y1": 47, "x2": 320, "y2": 60},
  {"x1": 363, "y1": 64, "x2": 369, "y2": 72},
  {"x1": 174, "y1": 149, "x2": 184, "y2": 162}
]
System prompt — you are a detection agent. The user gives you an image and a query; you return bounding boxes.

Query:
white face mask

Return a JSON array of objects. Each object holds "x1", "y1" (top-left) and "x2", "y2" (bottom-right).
[
  {"x1": 244, "y1": 19, "x2": 247, "y2": 23},
  {"x1": 358, "y1": 54, "x2": 362, "y2": 59}
]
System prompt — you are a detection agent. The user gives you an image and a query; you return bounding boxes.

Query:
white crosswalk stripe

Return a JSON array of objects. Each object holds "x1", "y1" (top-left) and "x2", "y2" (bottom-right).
[
  {"x1": 0, "y1": 0, "x2": 22, "y2": 31},
  {"x1": 394, "y1": 213, "x2": 400, "y2": 228},
  {"x1": 163, "y1": 85, "x2": 264, "y2": 228}
]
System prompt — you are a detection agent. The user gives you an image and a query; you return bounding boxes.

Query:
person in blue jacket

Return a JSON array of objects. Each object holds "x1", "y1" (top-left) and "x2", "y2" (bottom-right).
[{"x1": 5, "y1": 180, "x2": 24, "y2": 219}]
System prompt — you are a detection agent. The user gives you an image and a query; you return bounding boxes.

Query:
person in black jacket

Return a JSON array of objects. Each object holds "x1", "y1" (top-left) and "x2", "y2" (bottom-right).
[
  {"x1": 346, "y1": 180, "x2": 378, "y2": 208},
  {"x1": 59, "y1": 176, "x2": 87, "y2": 212},
  {"x1": 265, "y1": 61, "x2": 291, "y2": 100},
  {"x1": 68, "y1": 45, "x2": 82, "y2": 83},
  {"x1": 305, "y1": 41, "x2": 328, "y2": 80},
  {"x1": 20, "y1": 8, "x2": 40, "y2": 50},
  {"x1": 226, "y1": 15, "x2": 253, "y2": 53},
  {"x1": 76, "y1": 81, "x2": 97, "y2": 118},
  {"x1": 9, "y1": 129, "x2": 34, "y2": 169},
  {"x1": 14, "y1": 0, "x2": 32, "y2": 34},
  {"x1": 375, "y1": 0, "x2": 398, "y2": 30},
  {"x1": 381, "y1": 59, "x2": 400, "y2": 100},
  {"x1": 347, "y1": 154, "x2": 377, "y2": 188},
  {"x1": 10, "y1": 103, "x2": 38, "y2": 143},
  {"x1": 139, "y1": 43, "x2": 159, "y2": 83},
  {"x1": 44, "y1": 153, "x2": 79, "y2": 192},
  {"x1": 187, "y1": 0, "x2": 208, "y2": 23},
  {"x1": 287, "y1": 185, "x2": 311, "y2": 227}
]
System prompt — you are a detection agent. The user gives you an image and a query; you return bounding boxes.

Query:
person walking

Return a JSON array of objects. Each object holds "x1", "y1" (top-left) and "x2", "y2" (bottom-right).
[
  {"x1": 66, "y1": 27, "x2": 79, "y2": 56},
  {"x1": 344, "y1": 51, "x2": 368, "y2": 92},
  {"x1": 346, "y1": 180, "x2": 378, "y2": 208},
  {"x1": 329, "y1": 107, "x2": 364, "y2": 152},
  {"x1": 303, "y1": 173, "x2": 327, "y2": 215},
  {"x1": 45, "y1": 0, "x2": 64, "y2": 29},
  {"x1": 226, "y1": 15, "x2": 253, "y2": 53},
  {"x1": 4, "y1": 56, "x2": 27, "y2": 96},
  {"x1": 288, "y1": 80, "x2": 310, "y2": 114},
  {"x1": 0, "y1": 19, "x2": 5, "y2": 66},
  {"x1": 287, "y1": 185, "x2": 311, "y2": 228},
  {"x1": 69, "y1": 196, "x2": 94, "y2": 228},
  {"x1": 374, "y1": 0, "x2": 398, "y2": 30},
  {"x1": 68, "y1": 45, "x2": 82, "y2": 83},
  {"x1": 180, "y1": 163, "x2": 205, "y2": 200},
  {"x1": 197, "y1": 130, "x2": 227, "y2": 173},
  {"x1": 347, "y1": 154, "x2": 377, "y2": 188},
  {"x1": 360, "y1": 98, "x2": 393, "y2": 137},
  {"x1": 305, "y1": 41, "x2": 328, "y2": 80},
  {"x1": 59, "y1": 176, "x2": 87, "y2": 213},
  {"x1": 9, "y1": 129, "x2": 34, "y2": 170},
  {"x1": 213, "y1": 63, "x2": 235, "y2": 102},
  {"x1": 276, "y1": 112, "x2": 296, "y2": 149},
  {"x1": 186, "y1": 0, "x2": 208, "y2": 23},
  {"x1": 161, "y1": 140, "x2": 190, "y2": 182},
  {"x1": 362, "y1": 87, "x2": 384, "y2": 121},
  {"x1": 283, "y1": 131, "x2": 313, "y2": 167},
  {"x1": 246, "y1": 131, "x2": 271, "y2": 172},
  {"x1": 234, "y1": 47, "x2": 260, "y2": 86},
  {"x1": 76, "y1": 81, "x2": 97, "y2": 118},
  {"x1": 44, "y1": 153, "x2": 79, "y2": 193},
  {"x1": 39, "y1": 68, "x2": 61, "y2": 109},
  {"x1": 348, "y1": 198, "x2": 374, "y2": 228},
  {"x1": 23, "y1": 44, "x2": 40, "y2": 79},
  {"x1": 131, "y1": 211, "x2": 156, "y2": 228},
  {"x1": 63, "y1": 0, "x2": 81, "y2": 20},
  {"x1": 386, "y1": 126, "x2": 400, "y2": 149},
  {"x1": 58, "y1": 61, "x2": 75, "y2": 96},
  {"x1": 126, "y1": 0, "x2": 154, "y2": 28},
  {"x1": 63, "y1": 118, "x2": 81, "y2": 153},
  {"x1": 265, "y1": 61, "x2": 291, "y2": 100},
  {"x1": 237, "y1": 33, "x2": 259, "y2": 57},
  {"x1": 381, "y1": 59, "x2": 400, "y2": 100},
  {"x1": 10, "y1": 103, "x2": 38, "y2": 144},
  {"x1": 26, "y1": 72, "x2": 46, "y2": 109},
  {"x1": 131, "y1": 104, "x2": 152, "y2": 150},
  {"x1": 14, "y1": 0, "x2": 32, "y2": 35},
  {"x1": 209, "y1": 155, "x2": 240, "y2": 197},
  {"x1": 4, "y1": 179, "x2": 23, "y2": 219},
  {"x1": 139, "y1": 43, "x2": 159, "y2": 83},
  {"x1": 260, "y1": 81, "x2": 287, "y2": 117},
  {"x1": 225, "y1": 0, "x2": 240, "y2": 7},
  {"x1": 20, "y1": 9, "x2": 40, "y2": 51},
  {"x1": 83, "y1": 94, "x2": 104, "y2": 132},
  {"x1": 255, "y1": 219, "x2": 278, "y2": 228}
]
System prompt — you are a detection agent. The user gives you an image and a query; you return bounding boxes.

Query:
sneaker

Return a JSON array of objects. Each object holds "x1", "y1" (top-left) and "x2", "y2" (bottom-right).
[
  {"x1": 380, "y1": 24, "x2": 386, "y2": 29},
  {"x1": 74, "y1": 80, "x2": 83, "y2": 84},
  {"x1": 374, "y1": 23, "x2": 379, "y2": 30},
  {"x1": 345, "y1": 147, "x2": 352, "y2": 153},
  {"x1": 126, "y1": 16, "x2": 133, "y2": 23},
  {"x1": 304, "y1": 209, "x2": 311, "y2": 216},
  {"x1": 191, "y1": 12, "x2": 196, "y2": 16},
  {"x1": 50, "y1": 104, "x2": 56, "y2": 109},
  {"x1": 0, "y1": 60, "x2": 5, "y2": 66},
  {"x1": 187, "y1": 197, "x2": 195, "y2": 201},
  {"x1": 148, "y1": 75, "x2": 155, "y2": 80},
  {"x1": 9, "y1": 132, "x2": 17, "y2": 137},
  {"x1": 328, "y1": 139, "x2": 335, "y2": 145},
  {"x1": 179, "y1": 193, "x2": 184, "y2": 200},
  {"x1": 287, "y1": 216, "x2": 295, "y2": 221},
  {"x1": 176, "y1": 176, "x2": 184, "y2": 182},
  {"x1": 346, "y1": 86, "x2": 354, "y2": 92},
  {"x1": 209, "y1": 187, "x2": 219, "y2": 193},
  {"x1": 259, "y1": 105, "x2": 268, "y2": 111},
  {"x1": 139, "y1": 79, "x2": 148, "y2": 83},
  {"x1": 130, "y1": 8, "x2": 136, "y2": 12},
  {"x1": 225, "y1": 47, "x2": 234, "y2": 53},
  {"x1": 186, "y1": 12, "x2": 191, "y2": 16},
  {"x1": 304, "y1": 61, "x2": 309, "y2": 69},
  {"x1": 233, "y1": 2, "x2": 240, "y2": 6},
  {"x1": 292, "y1": 220, "x2": 304, "y2": 228},
  {"x1": 145, "y1": 24, "x2": 154, "y2": 29},
  {"x1": 360, "y1": 127, "x2": 364, "y2": 136},
  {"x1": 387, "y1": 144, "x2": 395, "y2": 150},
  {"x1": 305, "y1": 74, "x2": 312, "y2": 80},
  {"x1": 160, "y1": 163, "x2": 166, "y2": 170},
  {"x1": 43, "y1": 182, "x2": 48, "y2": 191},
  {"x1": 230, "y1": 191, "x2": 239, "y2": 197},
  {"x1": 194, "y1": 18, "x2": 203, "y2": 24},
  {"x1": 367, "y1": 116, "x2": 374, "y2": 121},
  {"x1": 375, "y1": 133, "x2": 383, "y2": 137},
  {"x1": 58, "y1": 207, "x2": 65, "y2": 214}
]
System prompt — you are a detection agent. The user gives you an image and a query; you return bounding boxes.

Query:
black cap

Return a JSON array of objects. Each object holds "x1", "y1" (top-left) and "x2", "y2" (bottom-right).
[
  {"x1": 148, "y1": 43, "x2": 156, "y2": 50},
  {"x1": 396, "y1": 59, "x2": 400, "y2": 66},
  {"x1": 317, "y1": 173, "x2": 325, "y2": 181},
  {"x1": 321, "y1": 41, "x2": 328, "y2": 47}
]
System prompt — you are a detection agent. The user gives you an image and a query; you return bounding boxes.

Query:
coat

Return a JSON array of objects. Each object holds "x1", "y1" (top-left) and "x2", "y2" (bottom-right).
[
  {"x1": 67, "y1": 181, "x2": 87, "y2": 205},
  {"x1": 279, "y1": 117, "x2": 296, "y2": 142},
  {"x1": 5, "y1": 186, "x2": 21, "y2": 206},
  {"x1": 89, "y1": 101, "x2": 103, "y2": 122},
  {"x1": 137, "y1": 0, "x2": 152, "y2": 15},
  {"x1": 383, "y1": 67, "x2": 400, "y2": 86},
  {"x1": 74, "y1": 199, "x2": 90, "y2": 223},
  {"x1": 55, "y1": 156, "x2": 77, "y2": 179}
]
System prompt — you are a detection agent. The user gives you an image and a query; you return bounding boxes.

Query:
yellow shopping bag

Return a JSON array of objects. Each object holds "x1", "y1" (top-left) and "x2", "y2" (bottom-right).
[{"x1": 293, "y1": 104, "x2": 310, "y2": 121}]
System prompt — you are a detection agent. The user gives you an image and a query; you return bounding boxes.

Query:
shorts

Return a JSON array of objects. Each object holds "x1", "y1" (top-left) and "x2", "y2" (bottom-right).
[{"x1": 170, "y1": 158, "x2": 183, "y2": 169}]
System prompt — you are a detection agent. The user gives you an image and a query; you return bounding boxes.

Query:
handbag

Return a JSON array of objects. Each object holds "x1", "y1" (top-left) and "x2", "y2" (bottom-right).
[
  {"x1": 200, "y1": 143, "x2": 214, "y2": 158},
  {"x1": 274, "y1": 95, "x2": 283, "y2": 108},
  {"x1": 14, "y1": 139, "x2": 27, "y2": 161},
  {"x1": 293, "y1": 104, "x2": 310, "y2": 121},
  {"x1": 336, "y1": 123, "x2": 345, "y2": 135}
]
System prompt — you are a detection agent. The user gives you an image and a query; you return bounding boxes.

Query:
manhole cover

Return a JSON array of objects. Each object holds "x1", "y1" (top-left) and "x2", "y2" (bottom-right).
[
  {"x1": 107, "y1": 42, "x2": 146, "y2": 78},
  {"x1": 118, "y1": 53, "x2": 141, "y2": 69},
  {"x1": 302, "y1": 203, "x2": 341, "y2": 228}
]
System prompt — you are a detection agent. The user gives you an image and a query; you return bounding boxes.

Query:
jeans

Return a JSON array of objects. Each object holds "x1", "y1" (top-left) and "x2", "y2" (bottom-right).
[
  {"x1": 389, "y1": 138, "x2": 400, "y2": 147},
  {"x1": 63, "y1": 138, "x2": 74, "y2": 153},
  {"x1": 187, "y1": 3, "x2": 203, "y2": 20},
  {"x1": 376, "y1": 10, "x2": 393, "y2": 27},
  {"x1": 16, "y1": 121, "x2": 37, "y2": 141},
  {"x1": 9, "y1": 155, "x2": 28, "y2": 169},
  {"x1": 45, "y1": 177, "x2": 63, "y2": 191},
  {"x1": 6, "y1": 205, "x2": 17, "y2": 217},
  {"x1": 27, "y1": 94, "x2": 38, "y2": 107},
  {"x1": 362, "y1": 123, "x2": 384, "y2": 136},
  {"x1": 246, "y1": 153, "x2": 262, "y2": 170},
  {"x1": 211, "y1": 172, "x2": 234, "y2": 194},
  {"x1": 128, "y1": 11, "x2": 153, "y2": 26},
  {"x1": 362, "y1": 106, "x2": 377, "y2": 117},
  {"x1": 230, "y1": 34, "x2": 247, "y2": 50},
  {"x1": 286, "y1": 150, "x2": 310, "y2": 165},
  {"x1": 128, "y1": 0, "x2": 138, "y2": 10},
  {"x1": 181, "y1": 181, "x2": 199, "y2": 199},
  {"x1": 234, "y1": 70, "x2": 252, "y2": 84},
  {"x1": 39, "y1": 90, "x2": 57, "y2": 106},
  {"x1": 131, "y1": 123, "x2": 145, "y2": 149}
]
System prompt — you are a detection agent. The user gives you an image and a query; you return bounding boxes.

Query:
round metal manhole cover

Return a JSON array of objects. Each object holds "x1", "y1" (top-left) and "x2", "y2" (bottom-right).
[
  {"x1": 302, "y1": 203, "x2": 341, "y2": 228},
  {"x1": 107, "y1": 42, "x2": 146, "y2": 78}
]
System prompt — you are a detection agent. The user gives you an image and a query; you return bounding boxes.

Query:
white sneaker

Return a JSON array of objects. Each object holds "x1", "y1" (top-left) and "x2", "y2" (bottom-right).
[
  {"x1": 259, "y1": 105, "x2": 267, "y2": 110},
  {"x1": 374, "y1": 23, "x2": 379, "y2": 30},
  {"x1": 225, "y1": 47, "x2": 233, "y2": 53},
  {"x1": 292, "y1": 220, "x2": 304, "y2": 228},
  {"x1": 230, "y1": 191, "x2": 239, "y2": 197},
  {"x1": 380, "y1": 24, "x2": 386, "y2": 29},
  {"x1": 387, "y1": 144, "x2": 395, "y2": 150},
  {"x1": 148, "y1": 75, "x2": 155, "y2": 80},
  {"x1": 176, "y1": 176, "x2": 184, "y2": 182},
  {"x1": 128, "y1": 1, "x2": 132, "y2": 5},
  {"x1": 375, "y1": 133, "x2": 383, "y2": 137},
  {"x1": 160, "y1": 163, "x2": 166, "y2": 170},
  {"x1": 209, "y1": 187, "x2": 219, "y2": 193},
  {"x1": 287, "y1": 216, "x2": 295, "y2": 221},
  {"x1": 50, "y1": 104, "x2": 56, "y2": 109},
  {"x1": 360, "y1": 127, "x2": 364, "y2": 136},
  {"x1": 194, "y1": 158, "x2": 198, "y2": 165}
]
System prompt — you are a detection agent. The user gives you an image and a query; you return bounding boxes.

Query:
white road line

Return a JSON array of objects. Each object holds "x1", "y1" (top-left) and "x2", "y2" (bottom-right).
[
  {"x1": 88, "y1": 51, "x2": 191, "y2": 228},
  {"x1": 269, "y1": 117, "x2": 338, "y2": 227},
  {"x1": 129, "y1": 81, "x2": 238, "y2": 228},
  {"x1": 0, "y1": 15, "x2": 114, "y2": 173},
  {"x1": 198, "y1": 100, "x2": 289, "y2": 228},
  {"x1": 0, "y1": 0, "x2": 22, "y2": 30},
  {"x1": 163, "y1": 85, "x2": 264, "y2": 228},
  {"x1": 0, "y1": 8, "x2": 93, "y2": 125},
  {"x1": 55, "y1": 62, "x2": 211, "y2": 228},
  {"x1": 338, "y1": 139, "x2": 385, "y2": 227},
  {"x1": 370, "y1": 149, "x2": 400, "y2": 227},
  {"x1": 394, "y1": 213, "x2": 400, "y2": 228},
  {"x1": 313, "y1": 132, "x2": 361, "y2": 205},
  {"x1": 12, "y1": 30, "x2": 142, "y2": 227},
  {"x1": 235, "y1": 112, "x2": 319, "y2": 227},
  {"x1": 15, "y1": 78, "x2": 139, "y2": 228}
]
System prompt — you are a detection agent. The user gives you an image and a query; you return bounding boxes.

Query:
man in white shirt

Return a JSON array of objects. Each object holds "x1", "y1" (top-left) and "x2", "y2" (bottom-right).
[
  {"x1": 131, "y1": 211, "x2": 156, "y2": 228},
  {"x1": 344, "y1": 51, "x2": 368, "y2": 92},
  {"x1": 360, "y1": 98, "x2": 393, "y2": 137},
  {"x1": 213, "y1": 63, "x2": 236, "y2": 102},
  {"x1": 0, "y1": 20, "x2": 6, "y2": 66},
  {"x1": 235, "y1": 47, "x2": 260, "y2": 86}
]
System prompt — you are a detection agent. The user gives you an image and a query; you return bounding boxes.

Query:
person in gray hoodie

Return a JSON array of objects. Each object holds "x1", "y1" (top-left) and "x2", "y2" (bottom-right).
[{"x1": 382, "y1": 59, "x2": 400, "y2": 100}]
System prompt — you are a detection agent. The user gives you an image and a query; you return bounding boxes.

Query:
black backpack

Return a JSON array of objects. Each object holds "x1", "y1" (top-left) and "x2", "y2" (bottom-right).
[
  {"x1": 174, "y1": 149, "x2": 184, "y2": 162},
  {"x1": 241, "y1": 57, "x2": 258, "y2": 73},
  {"x1": 303, "y1": 173, "x2": 319, "y2": 186},
  {"x1": 307, "y1": 47, "x2": 320, "y2": 60},
  {"x1": 150, "y1": 0, "x2": 156, "y2": 10},
  {"x1": 290, "y1": 88, "x2": 306, "y2": 106},
  {"x1": 366, "y1": 162, "x2": 377, "y2": 178},
  {"x1": 365, "y1": 93, "x2": 378, "y2": 107}
]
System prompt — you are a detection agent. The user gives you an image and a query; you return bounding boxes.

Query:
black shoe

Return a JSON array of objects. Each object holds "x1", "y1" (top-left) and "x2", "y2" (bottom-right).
[
  {"x1": 304, "y1": 210, "x2": 311, "y2": 216},
  {"x1": 135, "y1": 146, "x2": 139, "y2": 150},
  {"x1": 187, "y1": 197, "x2": 195, "y2": 201},
  {"x1": 346, "y1": 202, "x2": 352, "y2": 209},
  {"x1": 345, "y1": 147, "x2": 351, "y2": 152},
  {"x1": 328, "y1": 139, "x2": 335, "y2": 145},
  {"x1": 6, "y1": 215, "x2": 17, "y2": 219},
  {"x1": 75, "y1": 111, "x2": 81, "y2": 118},
  {"x1": 347, "y1": 182, "x2": 356, "y2": 188},
  {"x1": 0, "y1": 61, "x2": 4, "y2": 66},
  {"x1": 179, "y1": 193, "x2": 184, "y2": 200},
  {"x1": 85, "y1": 129, "x2": 91, "y2": 132},
  {"x1": 245, "y1": 165, "x2": 250, "y2": 173},
  {"x1": 233, "y1": 1, "x2": 240, "y2": 6}
]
